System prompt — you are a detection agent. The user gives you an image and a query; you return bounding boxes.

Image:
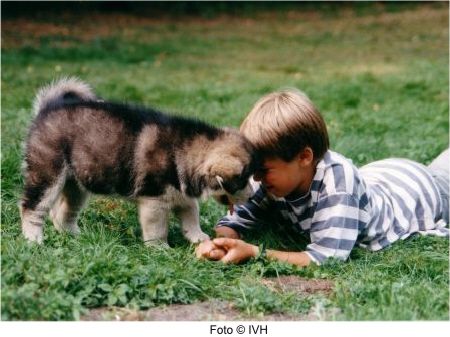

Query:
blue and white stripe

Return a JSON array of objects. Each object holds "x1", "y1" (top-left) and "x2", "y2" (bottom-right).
[{"x1": 217, "y1": 150, "x2": 449, "y2": 264}]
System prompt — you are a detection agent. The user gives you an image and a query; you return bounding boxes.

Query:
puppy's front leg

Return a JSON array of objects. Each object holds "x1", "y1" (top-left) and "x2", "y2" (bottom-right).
[
  {"x1": 138, "y1": 197, "x2": 170, "y2": 246},
  {"x1": 176, "y1": 198, "x2": 210, "y2": 243}
]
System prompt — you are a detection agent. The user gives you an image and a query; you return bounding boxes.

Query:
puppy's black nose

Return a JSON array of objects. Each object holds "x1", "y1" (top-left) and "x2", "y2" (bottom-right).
[{"x1": 219, "y1": 194, "x2": 230, "y2": 205}]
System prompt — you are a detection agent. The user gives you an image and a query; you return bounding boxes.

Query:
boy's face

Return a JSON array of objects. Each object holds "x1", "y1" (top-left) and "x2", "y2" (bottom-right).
[{"x1": 253, "y1": 148, "x2": 315, "y2": 198}]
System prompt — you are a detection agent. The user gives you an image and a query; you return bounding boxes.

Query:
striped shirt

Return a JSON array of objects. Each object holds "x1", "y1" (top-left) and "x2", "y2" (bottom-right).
[{"x1": 216, "y1": 150, "x2": 449, "y2": 265}]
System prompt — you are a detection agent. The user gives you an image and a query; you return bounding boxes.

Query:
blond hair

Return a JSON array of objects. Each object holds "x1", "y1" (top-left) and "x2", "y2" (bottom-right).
[{"x1": 240, "y1": 88, "x2": 329, "y2": 161}]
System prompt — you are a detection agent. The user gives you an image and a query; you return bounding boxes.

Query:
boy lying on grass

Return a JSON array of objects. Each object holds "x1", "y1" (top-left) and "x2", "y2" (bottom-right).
[{"x1": 196, "y1": 88, "x2": 449, "y2": 267}]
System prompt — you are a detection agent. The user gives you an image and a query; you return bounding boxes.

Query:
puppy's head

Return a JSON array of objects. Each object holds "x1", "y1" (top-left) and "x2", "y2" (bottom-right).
[{"x1": 202, "y1": 128, "x2": 260, "y2": 207}]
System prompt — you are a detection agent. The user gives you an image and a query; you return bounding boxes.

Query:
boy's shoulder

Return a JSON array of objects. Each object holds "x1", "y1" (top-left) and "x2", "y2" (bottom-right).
[
  {"x1": 319, "y1": 150, "x2": 357, "y2": 171},
  {"x1": 317, "y1": 150, "x2": 361, "y2": 195}
]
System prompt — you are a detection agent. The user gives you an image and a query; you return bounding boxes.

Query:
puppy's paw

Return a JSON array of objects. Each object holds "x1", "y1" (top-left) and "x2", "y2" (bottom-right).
[
  {"x1": 22, "y1": 224, "x2": 44, "y2": 244},
  {"x1": 186, "y1": 231, "x2": 210, "y2": 244},
  {"x1": 144, "y1": 239, "x2": 170, "y2": 249}
]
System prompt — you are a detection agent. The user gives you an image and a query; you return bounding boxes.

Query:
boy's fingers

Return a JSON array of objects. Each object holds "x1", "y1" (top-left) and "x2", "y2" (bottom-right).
[
  {"x1": 213, "y1": 237, "x2": 236, "y2": 249},
  {"x1": 219, "y1": 252, "x2": 233, "y2": 264},
  {"x1": 220, "y1": 249, "x2": 240, "y2": 264},
  {"x1": 209, "y1": 248, "x2": 225, "y2": 260},
  {"x1": 195, "y1": 246, "x2": 207, "y2": 259},
  {"x1": 195, "y1": 240, "x2": 214, "y2": 258}
]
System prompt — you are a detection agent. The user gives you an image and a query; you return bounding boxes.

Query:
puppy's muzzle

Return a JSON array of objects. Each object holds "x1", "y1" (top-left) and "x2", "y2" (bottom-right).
[{"x1": 214, "y1": 177, "x2": 253, "y2": 214}]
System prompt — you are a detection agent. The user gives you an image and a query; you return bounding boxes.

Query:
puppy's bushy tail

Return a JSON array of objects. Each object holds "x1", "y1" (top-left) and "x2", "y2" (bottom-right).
[{"x1": 33, "y1": 77, "x2": 96, "y2": 115}]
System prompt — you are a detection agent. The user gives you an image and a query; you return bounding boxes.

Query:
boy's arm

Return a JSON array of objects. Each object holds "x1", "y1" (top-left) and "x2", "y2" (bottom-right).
[
  {"x1": 216, "y1": 184, "x2": 273, "y2": 236},
  {"x1": 201, "y1": 230, "x2": 312, "y2": 267},
  {"x1": 266, "y1": 249, "x2": 311, "y2": 267},
  {"x1": 215, "y1": 226, "x2": 240, "y2": 239},
  {"x1": 212, "y1": 238, "x2": 311, "y2": 267},
  {"x1": 305, "y1": 193, "x2": 369, "y2": 264}
]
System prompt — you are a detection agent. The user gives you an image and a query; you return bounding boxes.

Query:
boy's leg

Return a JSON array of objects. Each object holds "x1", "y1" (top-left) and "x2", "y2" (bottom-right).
[
  {"x1": 428, "y1": 148, "x2": 449, "y2": 224},
  {"x1": 428, "y1": 149, "x2": 449, "y2": 174}
]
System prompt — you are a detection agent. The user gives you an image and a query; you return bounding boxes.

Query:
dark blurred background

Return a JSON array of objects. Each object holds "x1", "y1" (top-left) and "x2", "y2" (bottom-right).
[{"x1": 2, "y1": 1, "x2": 439, "y2": 19}]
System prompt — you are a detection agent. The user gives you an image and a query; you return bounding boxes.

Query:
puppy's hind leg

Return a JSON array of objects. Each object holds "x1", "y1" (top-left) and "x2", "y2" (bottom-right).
[
  {"x1": 175, "y1": 199, "x2": 209, "y2": 244},
  {"x1": 50, "y1": 178, "x2": 89, "y2": 235},
  {"x1": 138, "y1": 198, "x2": 170, "y2": 246},
  {"x1": 20, "y1": 171, "x2": 67, "y2": 244}
]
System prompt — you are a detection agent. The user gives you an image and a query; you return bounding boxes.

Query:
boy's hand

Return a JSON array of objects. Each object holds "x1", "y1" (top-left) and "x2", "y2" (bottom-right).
[
  {"x1": 212, "y1": 238, "x2": 259, "y2": 264},
  {"x1": 195, "y1": 239, "x2": 226, "y2": 260}
]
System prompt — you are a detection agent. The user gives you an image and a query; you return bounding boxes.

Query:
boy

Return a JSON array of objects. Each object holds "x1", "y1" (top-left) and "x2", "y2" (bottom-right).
[{"x1": 196, "y1": 89, "x2": 449, "y2": 267}]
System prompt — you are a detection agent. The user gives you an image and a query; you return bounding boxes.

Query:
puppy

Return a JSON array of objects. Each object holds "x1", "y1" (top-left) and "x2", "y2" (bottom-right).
[{"x1": 20, "y1": 78, "x2": 258, "y2": 245}]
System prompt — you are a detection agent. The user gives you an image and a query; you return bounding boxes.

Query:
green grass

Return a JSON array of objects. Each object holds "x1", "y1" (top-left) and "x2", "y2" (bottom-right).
[{"x1": 1, "y1": 3, "x2": 449, "y2": 320}]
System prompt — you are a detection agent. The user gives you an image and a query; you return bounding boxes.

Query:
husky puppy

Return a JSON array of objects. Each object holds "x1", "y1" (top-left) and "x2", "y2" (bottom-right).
[{"x1": 20, "y1": 78, "x2": 258, "y2": 245}]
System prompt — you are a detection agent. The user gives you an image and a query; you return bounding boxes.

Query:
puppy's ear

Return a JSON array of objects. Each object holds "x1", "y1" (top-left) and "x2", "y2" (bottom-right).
[{"x1": 203, "y1": 155, "x2": 243, "y2": 189}]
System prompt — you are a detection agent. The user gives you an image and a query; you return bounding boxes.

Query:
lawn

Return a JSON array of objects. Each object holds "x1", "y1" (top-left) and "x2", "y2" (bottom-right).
[{"x1": 1, "y1": 3, "x2": 449, "y2": 320}]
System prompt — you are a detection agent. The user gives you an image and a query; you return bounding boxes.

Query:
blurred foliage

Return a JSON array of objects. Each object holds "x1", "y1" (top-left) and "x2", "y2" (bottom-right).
[{"x1": 2, "y1": 1, "x2": 447, "y2": 20}]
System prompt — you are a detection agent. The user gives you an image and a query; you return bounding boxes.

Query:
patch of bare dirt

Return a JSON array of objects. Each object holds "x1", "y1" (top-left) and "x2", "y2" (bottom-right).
[
  {"x1": 82, "y1": 300, "x2": 238, "y2": 321},
  {"x1": 82, "y1": 276, "x2": 336, "y2": 321},
  {"x1": 261, "y1": 275, "x2": 334, "y2": 295},
  {"x1": 82, "y1": 300, "x2": 316, "y2": 321}
]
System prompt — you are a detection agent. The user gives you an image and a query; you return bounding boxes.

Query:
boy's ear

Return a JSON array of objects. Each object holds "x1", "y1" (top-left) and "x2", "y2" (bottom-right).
[{"x1": 298, "y1": 147, "x2": 314, "y2": 167}]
